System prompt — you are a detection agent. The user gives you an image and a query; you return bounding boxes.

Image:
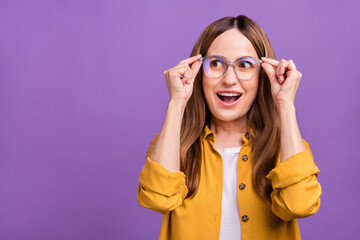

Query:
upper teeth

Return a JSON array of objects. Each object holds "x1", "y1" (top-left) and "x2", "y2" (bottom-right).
[{"x1": 218, "y1": 93, "x2": 241, "y2": 97}]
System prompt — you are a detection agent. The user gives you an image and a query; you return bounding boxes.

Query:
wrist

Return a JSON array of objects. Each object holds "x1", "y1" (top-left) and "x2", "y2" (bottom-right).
[
  {"x1": 169, "y1": 99, "x2": 187, "y2": 111},
  {"x1": 276, "y1": 101, "x2": 296, "y2": 120},
  {"x1": 276, "y1": 101, "x2": 295, "y2": 112}
]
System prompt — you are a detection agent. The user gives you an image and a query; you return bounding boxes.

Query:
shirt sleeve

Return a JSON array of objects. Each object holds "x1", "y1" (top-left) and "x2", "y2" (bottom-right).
[
  {"x1": 266, "y1": 138, "x2": 322, "y2": 222},
  {"x1": 137, "y1": 134, "x2": 189, "y2": 215}
]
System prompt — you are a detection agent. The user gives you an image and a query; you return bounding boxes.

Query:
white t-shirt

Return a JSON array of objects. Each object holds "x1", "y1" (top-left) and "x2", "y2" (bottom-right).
[{"x1": 216, "y1": 146, "x2": 242, "y2": 240}]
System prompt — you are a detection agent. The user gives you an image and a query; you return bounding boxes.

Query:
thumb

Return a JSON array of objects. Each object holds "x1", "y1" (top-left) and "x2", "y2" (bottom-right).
[
  {"x1": 188, "y1": 60, "x2": 202, "y2": 84},
  {"x1": 261, "y1": 63, "x2": 277, "y2": 86}
]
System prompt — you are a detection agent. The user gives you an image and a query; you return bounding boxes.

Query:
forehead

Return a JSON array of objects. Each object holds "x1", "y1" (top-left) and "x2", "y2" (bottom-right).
[{"x1": 206, "y1": 28, "x2": 258, "y2": 60}]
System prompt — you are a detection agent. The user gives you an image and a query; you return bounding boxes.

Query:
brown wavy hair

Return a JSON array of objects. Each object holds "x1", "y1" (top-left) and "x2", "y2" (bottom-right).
[{"x1": 180, "y1": 15, "x2": 280, "y2": 202}]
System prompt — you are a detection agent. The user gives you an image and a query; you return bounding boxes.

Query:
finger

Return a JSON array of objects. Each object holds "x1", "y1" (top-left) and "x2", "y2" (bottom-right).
[
  {"x1": 181, "y1": 67, "x2": 192, "y2": 84},
  {"x1": 185, "y1": 68, "x2": 192, "y2": 85},
  {"x1": 280, "y1": 60, "x2": 289, "y2": 75},
  {"x1": 276, "y1": 59, "x2": 286, "y2": 80},
  {"x1": 281, "y1": 62, "x2": 288, "y2": 75},
  {"x1": 173, "y1": 65, "x2": 190, "y2": 83},
  {"x1": 261, "y1": 57, "x2": 280, "y2": 67},
  {"x1": 173, "y1": 64, "x2": 189, "y2": 79},
  {"x1": 278, "y1": 60, "x2": 290, "y2": 83},
  {"x1": 279, "y1": 75, "x2": 284, "y2": 83},
  {"x1": 261, "y1": 62, "x2": 278, "y2": 86},
  {"x1": 178, "y1": 63, "x2": 190, "y2": 79},
  {"x1": 188, "y1": 60, "x2": 203, "y2": 84},
  {"x1": 179, "y1": 54, "x2": 202, "y2": 65},
  {"x1": 178, "y1": 60, "x2": 202, "y2": 85},
  {"x1": 281, "y1": 60, "x2": 298, "y2": 83},
  {"x1": 287, "y1": 59, "x2": 297, "y2": 71},
  {"x1": 295, "y1": 71, "x2": 302, "y2": 92}
]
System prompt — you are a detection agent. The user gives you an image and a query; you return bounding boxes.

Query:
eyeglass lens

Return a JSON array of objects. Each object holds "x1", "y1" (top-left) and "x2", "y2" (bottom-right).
[{"x1": 203, "y1": 57, "x2": 259, "y2": 79}]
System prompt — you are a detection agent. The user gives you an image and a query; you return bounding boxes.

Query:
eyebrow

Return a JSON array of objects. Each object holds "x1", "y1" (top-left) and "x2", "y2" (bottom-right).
[{"x1": 207, "y1": 54, "x2": 257, "y2": 60}]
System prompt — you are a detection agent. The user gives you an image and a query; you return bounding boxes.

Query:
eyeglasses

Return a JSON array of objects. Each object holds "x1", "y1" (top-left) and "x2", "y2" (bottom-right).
[{"x1": 199, "y1": 55, "x2": 263, "y2": 80}]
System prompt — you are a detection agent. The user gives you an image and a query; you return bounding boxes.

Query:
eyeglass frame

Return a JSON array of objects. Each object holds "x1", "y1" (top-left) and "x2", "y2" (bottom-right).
[{"x1": 199, "y1": 55, "x2": 263, "y2": 80}]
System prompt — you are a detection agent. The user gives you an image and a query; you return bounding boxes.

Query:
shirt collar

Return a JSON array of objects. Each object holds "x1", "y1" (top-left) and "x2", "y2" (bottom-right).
[
  {"x1": 200, "y1": 124, "x2": 253, "y2": 145},
  {"x1": 200, "y1": 124, "x2": 214, "y2": 143}
]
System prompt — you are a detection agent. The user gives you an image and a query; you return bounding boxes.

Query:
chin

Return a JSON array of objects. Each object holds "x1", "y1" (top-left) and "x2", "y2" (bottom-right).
[{"x1": 210, "y1": 109, "x2": 247, "y2": 123}]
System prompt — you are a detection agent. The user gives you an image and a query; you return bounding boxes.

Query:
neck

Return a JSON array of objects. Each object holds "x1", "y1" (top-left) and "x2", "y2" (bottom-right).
[{"x1": 209, "y1": 117, "x2": 247, "y2": 148}]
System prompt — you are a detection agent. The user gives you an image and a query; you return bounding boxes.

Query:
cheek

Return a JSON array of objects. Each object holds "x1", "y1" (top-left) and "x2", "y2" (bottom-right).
[
  {"x1": 242, "y1": 80, "x2": 258, "y2": 93},
  {"x1": 202, "y1": 78, "x2": 214, "y2": 102},
  {"x1": 247, "y1": 76, "x2": 259, "y2": 94},
  {"x1": 243, "y1": 79, "x2": 259, "y2": 104},
  {"x1": 250, "y1": 82, "x2": 259, "y2": 95}
]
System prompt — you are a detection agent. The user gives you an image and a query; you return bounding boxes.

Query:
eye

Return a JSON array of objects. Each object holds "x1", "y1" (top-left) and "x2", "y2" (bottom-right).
[
  {"x1": 210, "y1": 58, "x2": 224, "y2": 68},
  {"x1": 239, "y1": 60, "x2": 252, "y2": 69},
  {"x1": 237, "y1": 58, "x2": 257, "y2": 69}
]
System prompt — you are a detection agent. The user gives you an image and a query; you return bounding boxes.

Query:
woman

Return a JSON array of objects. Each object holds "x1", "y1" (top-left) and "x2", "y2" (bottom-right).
[{"x1": 137, "y1": 15, "x2": 321, "y2": 240}]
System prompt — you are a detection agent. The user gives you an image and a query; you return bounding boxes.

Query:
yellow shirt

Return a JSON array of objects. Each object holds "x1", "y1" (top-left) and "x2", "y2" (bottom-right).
[{"x1": 137, "y1": 125, "x2": 321, "y2": 240}]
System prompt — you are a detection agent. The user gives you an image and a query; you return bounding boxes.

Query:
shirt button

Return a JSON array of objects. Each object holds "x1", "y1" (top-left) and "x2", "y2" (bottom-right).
[
  {"x1": 242, "y1": 154, "x2": 248, "y2": 161},
  {"x1": 242, "y1": 215, "x2": 249, "y2": 222},
  {"x1": 245, "y1": 132, "x2": 250, "y2": 139},
  {"x1": 239, "y1": 183, "x2": 246, "y2": 190}
]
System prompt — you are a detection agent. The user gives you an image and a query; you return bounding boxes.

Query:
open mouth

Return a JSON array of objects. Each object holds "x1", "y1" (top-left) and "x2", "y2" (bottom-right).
[{"x1": 217, "y1": 92, "x2": 242, "y2": 103}]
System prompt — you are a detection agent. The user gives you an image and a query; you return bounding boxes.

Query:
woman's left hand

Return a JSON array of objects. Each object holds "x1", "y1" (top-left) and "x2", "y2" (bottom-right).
[{"x1": 260, "y1": 57, "x2": 302, "y2": 106}]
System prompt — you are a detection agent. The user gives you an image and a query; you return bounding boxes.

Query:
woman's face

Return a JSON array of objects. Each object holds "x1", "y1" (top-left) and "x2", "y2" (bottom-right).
[{"x1": 202, "y1": 28, "x2": 260, "y2": 124}]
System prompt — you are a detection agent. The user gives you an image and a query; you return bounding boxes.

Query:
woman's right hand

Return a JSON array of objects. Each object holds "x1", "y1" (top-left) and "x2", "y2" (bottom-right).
[{"x1": 163, "y1": 54, "x2": 203, "y2": 103}]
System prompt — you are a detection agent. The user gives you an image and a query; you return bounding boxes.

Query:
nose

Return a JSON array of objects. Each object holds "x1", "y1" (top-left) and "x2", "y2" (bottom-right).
[{"x1": 222, "y1": 64, "x2": 238, "y2": 86}]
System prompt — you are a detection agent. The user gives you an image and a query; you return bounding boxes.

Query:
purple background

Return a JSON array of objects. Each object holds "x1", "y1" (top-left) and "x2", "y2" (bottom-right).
[{"x1": 0, "y1": 0, "x2": 359, "y2": 239}]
